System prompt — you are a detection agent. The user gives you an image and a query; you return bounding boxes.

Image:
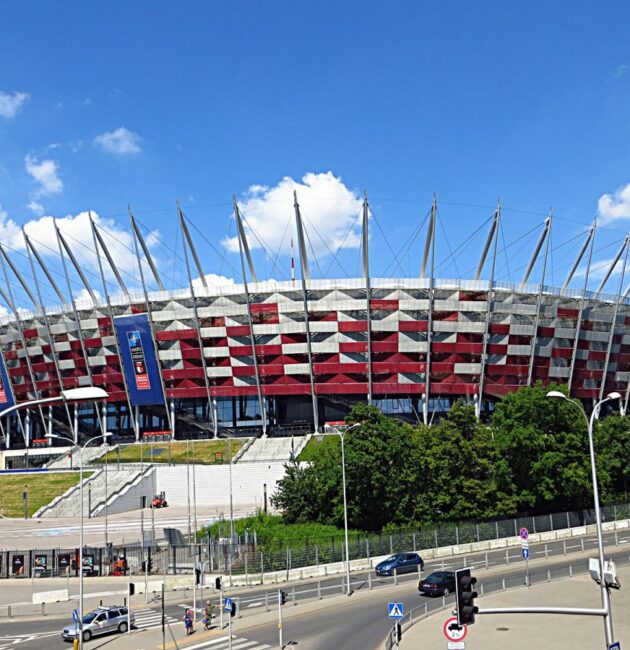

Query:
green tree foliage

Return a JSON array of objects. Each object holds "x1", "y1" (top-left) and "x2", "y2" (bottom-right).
[
  {"x1": 272, "y1": 385, "x2": 625, "y2": 532},
  {"x1": 414, "y1": 401, "x2": 515, "y2": 521},
  {"x1": 596, "y1": 413, "x2": 630, "y2": 501},
  {"x1": 492, "y1": 383, "x2": 596, "y2": 513}
]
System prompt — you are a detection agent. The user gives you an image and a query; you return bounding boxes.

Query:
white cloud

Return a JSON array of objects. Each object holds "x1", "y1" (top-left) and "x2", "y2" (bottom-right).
[
  {"x1": 25, "y1": 155, "x2": 63, "y2": 197},
  {"x1": 597, "y1": 181, "x2": 630, "y2": 223},
  {"x1": 223, "y1": 172, "x2": 364, "y2": 256},
  {"x1": 0, "y1": 91, "x2": 29, "y2": 118},
  {"x1": 0, "y1": 209, "x2": 160, "y2": 281},
  {"x1": 27, "y1": 201, "x2": 45, "y2": 216},
  {"x1": 93, "y1": 127, "x2": 141, "y2": 155},
  {"x1": 192, "y1": 273, "x2": 236, "y2": 291}
]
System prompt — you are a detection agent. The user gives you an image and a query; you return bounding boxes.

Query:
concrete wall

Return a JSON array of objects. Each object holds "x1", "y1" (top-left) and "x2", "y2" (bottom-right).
[
  {"x1": 96, "y1": 468, "x2": 157, "y2": 516},
  {"x1": 154, "y1": 462, "x2": 286, "y2": 509}
]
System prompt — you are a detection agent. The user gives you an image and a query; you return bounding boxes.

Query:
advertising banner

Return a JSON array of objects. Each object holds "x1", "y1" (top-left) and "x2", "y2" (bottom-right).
[
  {"x1": 0, "y1": 352, "x2": 15, "y2": 411},
  {"x1": 114, "y1": 314, "x2": 164, "y2": 406}
]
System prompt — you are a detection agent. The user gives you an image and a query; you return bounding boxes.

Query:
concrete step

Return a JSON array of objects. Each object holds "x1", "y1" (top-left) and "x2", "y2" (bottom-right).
[{"x1": 38, "y1": 468, "x2": 142, "y2": 518}]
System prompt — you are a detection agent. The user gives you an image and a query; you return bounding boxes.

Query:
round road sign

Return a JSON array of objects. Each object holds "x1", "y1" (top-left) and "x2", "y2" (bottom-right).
[
  {"x1": 443, "y1": 616, "x2": 468, "y2": 641},
  {"x1": 519, "y1": 527, "x2": 529, "y2": 540}
]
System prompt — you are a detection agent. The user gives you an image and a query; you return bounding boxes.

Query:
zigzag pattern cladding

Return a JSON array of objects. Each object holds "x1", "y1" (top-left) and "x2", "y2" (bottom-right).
[{"x1": 1, "y1": 280, "x2": 628, "y2": 404}]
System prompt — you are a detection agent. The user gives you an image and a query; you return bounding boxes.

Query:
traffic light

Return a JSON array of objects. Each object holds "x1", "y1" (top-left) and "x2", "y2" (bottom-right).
[
  {"x1": 279, "y1": 590, "x2": 288, "y2": 606},
  {"x1": 229, "y1": 601, "x2": 237, "y2": 617},
  {"x1": 215, "y1": 577, "x2": 222, "y2": 590},
  {"x1": 455, "y1": 567, "x2": 478, "y2": 626},
  {"x1": 128, "y1": 582, "x2": 135, "y2": 596},
  {"x1": 395, "y1": 622, "x2": 402, "y2": 643},
  {"x1": 195, "y1": 568, "x2": 201, "y2": 585}
]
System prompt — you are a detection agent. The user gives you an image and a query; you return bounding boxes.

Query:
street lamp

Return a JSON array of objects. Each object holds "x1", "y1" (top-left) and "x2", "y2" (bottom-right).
[
  {"x1": 47, "y1": 430, "x2": 112, "y2": 649},
  {"x1": 0, "y1": 387, "x2": 109, "y2": 447},
  {"x1": 324, "y1": 422, "x2": 361, "y2": 596},
  {"x1": 40, "y1": 386, "x2": 110, "y2": 650},
  {"x1": 546, "y1": 389, "x2": 621, "y2": 646}
]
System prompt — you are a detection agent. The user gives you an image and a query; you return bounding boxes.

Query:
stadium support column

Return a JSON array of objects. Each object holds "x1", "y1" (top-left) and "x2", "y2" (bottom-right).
[
  {"x1": 294, "y1": 192, "x2": 319, "y2": 433},
  {"x1": 362, "y1": 192, "x2": 373, "y2": 406},
  {"x1": 90, "y1": 214, "x2": 139, "y2": 441},
  {"x1": 527, "y1": 214, "x2": 552, "y2": 386},
  {"x1": 54, "y1": 219, "x2": 101, "y2": 433},
  {"x1": 475, "y1": 203, "x2": 500, "y2": 419},
  {"x1": 599, "y1": 235, "x2": 629, "y2": 403},
  {"x1": 129, "y1": 208, "x2": 173, "y2": 438},
  {"x1": 0, "y1": 249, "x2": 47, "y2": 438},
  {"x1": 568, "y1": 224, "x2": 596, "y2": 395},
  {"x1": 23, "y1": 232, "x2": 74, "y2": 430},
  {"x1": 234, "y1": 198, "x2": 267, "y2": 436},
  {"x1": 178, "y1": 203, "x2": 216, "y2": 435},
  {"x1": 419, "y1": 196, "x2": 437, "y2": 425}
]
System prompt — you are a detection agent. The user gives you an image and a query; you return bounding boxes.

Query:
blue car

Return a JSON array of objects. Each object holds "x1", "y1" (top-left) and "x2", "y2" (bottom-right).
[{"x1": 375, "y1": 552, "x2": 425, "y2": 576}]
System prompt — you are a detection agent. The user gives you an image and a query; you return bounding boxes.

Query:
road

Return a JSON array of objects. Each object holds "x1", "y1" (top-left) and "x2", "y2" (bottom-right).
[{"x1": 1, "y1": 527, "x2": 628, "y2": 648}]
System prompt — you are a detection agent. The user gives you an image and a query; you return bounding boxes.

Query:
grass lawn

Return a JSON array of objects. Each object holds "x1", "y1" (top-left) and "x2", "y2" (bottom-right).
[
  {"x1": 298, "y1": 434, "x2": 340, "y2": 462},
  {"x1": 94, "y1": 439, "x2": 244, "y2": 465},
  {"x1": 0, "y1": 472, "x2": 90, "y2": 518}
]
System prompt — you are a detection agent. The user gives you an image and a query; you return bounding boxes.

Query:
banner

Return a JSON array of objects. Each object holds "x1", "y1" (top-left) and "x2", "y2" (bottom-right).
[
  {"x1": 114, "y1": 314, "x2": 164, "y2": 406},
  {"x1": 0, "y1": 352, "x2": 15, "y2": 411}
]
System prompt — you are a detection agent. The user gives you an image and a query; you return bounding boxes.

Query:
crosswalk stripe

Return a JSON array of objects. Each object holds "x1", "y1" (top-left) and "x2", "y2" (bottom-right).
[{"x1": 180, "y1": 636, "x2": 270, "y2": 650}]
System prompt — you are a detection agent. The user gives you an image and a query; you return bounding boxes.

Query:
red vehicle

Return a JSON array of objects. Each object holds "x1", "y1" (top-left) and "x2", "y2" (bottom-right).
[{"x1": 151, "y1": 492, "x2": 168, "y2": 508}]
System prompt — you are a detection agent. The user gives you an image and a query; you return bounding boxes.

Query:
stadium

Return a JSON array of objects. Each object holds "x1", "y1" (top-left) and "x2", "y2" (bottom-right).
[{"x1": 0, "y1": 195, "x2": 628, "y2": 449}]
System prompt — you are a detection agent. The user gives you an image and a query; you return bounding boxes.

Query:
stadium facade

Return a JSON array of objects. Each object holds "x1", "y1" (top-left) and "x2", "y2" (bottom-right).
[{"x1": 0, "y1": 198, "x2": 627, "y2": 448}]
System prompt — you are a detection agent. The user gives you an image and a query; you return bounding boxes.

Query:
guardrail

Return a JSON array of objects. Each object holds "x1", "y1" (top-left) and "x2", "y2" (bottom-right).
[
  {"x1": 2, "y1": 530, "x2": 630, "y2": 621},
  {"x1": 382, "y1": 549, "x2": 630, "y2": 649}
]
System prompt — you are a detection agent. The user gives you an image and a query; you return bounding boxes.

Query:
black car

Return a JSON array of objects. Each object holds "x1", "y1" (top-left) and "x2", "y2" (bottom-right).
[
  {"x1": 375, "y1": 552, "x2": 425, "y2": 576},
  {"x1": 418, "y1": 571, "x2": 456, "y2": 597}
]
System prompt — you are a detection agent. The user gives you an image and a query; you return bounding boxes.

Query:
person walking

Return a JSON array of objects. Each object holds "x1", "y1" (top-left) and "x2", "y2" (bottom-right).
[
  {"x1": 203, "y1": 600, "x2": 214, "y2": 630},
  {"x1": 184, "y1": 609, "x2": 194, "y2": 636}
]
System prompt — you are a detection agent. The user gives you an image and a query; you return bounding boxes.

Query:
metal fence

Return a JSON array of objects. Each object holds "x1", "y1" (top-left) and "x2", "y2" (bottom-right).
[
  {"x1": 383, "y1": 550, "x2": 630, "y2": 649},
  {"x1": 3, "y1": 501, "x2": 630, "y2": 581}
]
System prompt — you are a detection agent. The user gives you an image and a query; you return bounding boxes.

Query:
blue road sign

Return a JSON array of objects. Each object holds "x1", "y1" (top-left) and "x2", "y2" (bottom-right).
[
  {"x1": 609, "y1": 643, "x2": 621, "y2": 650},
  {"x1": 72, "y1": 609, "x2": 79, "y2": 623},
  {"x1": 388, "y1": 602, "x2": 404, "y2": 619},
  {"x1": 224, "y1": 597, "x2": 233, "y2": 612},
  {"x1": 522, "y1": 547, "x2": 530, "y2": 560}
]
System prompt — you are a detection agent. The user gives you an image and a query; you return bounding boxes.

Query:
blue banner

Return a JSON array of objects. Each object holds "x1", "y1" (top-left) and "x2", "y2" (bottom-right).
[
  {"x1": 0, "y1": 352, "x2": 15, "y2": 411},
  {"x1": 114, "y1": 314, "x2": 164, "y2": 406}
]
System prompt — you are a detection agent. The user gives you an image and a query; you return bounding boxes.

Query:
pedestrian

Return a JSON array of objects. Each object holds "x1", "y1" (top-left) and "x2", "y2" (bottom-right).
[
  {"x1": 204, "y1": 600, "x2": 213, "y2": 630},
  {"x1": 184, "y1": 609, "x2": 194, "y2": 636}
]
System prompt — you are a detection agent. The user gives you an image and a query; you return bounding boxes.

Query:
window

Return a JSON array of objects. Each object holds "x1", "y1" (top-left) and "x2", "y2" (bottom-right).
[{"x1": 107, "y1": 610, "x2": 120, "y2": 620}]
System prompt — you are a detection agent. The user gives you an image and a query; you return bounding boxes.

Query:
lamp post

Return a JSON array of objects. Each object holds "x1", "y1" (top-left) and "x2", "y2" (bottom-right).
[
  {"x1": 546, "y1": 389, "x2": 620, "y2": 646},
  {"x1": 35, "y1": 385, "x2": 110, "y2": 650},
  {"x1": 48, "y1": 430, "x2": 112, "y2": 649},
  {"x1": 325, "y1": 422, "x2": 360, "y2": 596}
]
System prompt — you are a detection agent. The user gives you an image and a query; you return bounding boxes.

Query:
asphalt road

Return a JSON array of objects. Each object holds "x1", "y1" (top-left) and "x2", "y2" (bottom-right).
[{"x1": 1, "y1": 527, "x2": 629, "y2": 649}]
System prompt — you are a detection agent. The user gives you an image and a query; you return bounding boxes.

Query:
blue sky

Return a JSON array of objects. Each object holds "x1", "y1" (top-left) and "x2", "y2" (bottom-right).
[{"x1": 1, "y1": 1, "x2": 630, "y2": 308}]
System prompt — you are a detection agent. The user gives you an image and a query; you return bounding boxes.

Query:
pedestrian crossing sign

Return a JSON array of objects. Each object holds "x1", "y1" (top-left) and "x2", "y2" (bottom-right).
[{"x1": 388, "y1": 602, "x2": 404, "y2": 619}]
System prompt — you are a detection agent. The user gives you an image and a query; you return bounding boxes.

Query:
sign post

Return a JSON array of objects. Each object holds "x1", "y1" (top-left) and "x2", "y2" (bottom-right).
[
  {"x1": 224, "y1": 597, "x2": 233, "y2": 650},
  {"x1": 520, "y1": 527, "x2": 530, "y2": 585}
]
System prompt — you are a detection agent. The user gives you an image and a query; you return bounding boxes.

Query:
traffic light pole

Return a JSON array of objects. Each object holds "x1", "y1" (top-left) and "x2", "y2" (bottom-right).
[
  {"x1": 278, "y1": 589, "x2": 283, "y2": 650},
  {"x1": 478, "y1": 606, "x2": 607, "y2": 616}
]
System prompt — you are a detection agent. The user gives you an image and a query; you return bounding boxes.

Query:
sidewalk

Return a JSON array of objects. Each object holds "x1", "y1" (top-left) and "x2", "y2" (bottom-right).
[{"x1": 402, "y1": 565, "x2": 630, "y2": 649}]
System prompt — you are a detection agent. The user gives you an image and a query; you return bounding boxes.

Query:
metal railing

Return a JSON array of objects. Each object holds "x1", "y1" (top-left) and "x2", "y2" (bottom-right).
[{"x1": 383, "y1": 550, "x2": 630, "y2": 649}]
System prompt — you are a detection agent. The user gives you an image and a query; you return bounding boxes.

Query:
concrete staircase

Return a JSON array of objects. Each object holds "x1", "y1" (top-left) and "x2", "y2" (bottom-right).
[
  {"x1": 36, "y1": 467, "x2": 143, "y2": 518},
  {"x1": 46, "y1": 444, "x2": 112, "y2": 469},
  {"x1": 236, "y1": 435, "x2": 309, "y2": 463}
]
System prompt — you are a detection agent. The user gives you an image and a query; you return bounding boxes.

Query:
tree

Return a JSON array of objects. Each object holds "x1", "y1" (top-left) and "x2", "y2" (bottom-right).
[
  {"x1": 491, "y1": 383, "x2": 594, "y2": 513},
  {"x1": 595, "y1": 413, "x2": 630, "y2": 501},
  {"x1": 415, "y1": 401, "x2": 515, "y2": 521}
]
